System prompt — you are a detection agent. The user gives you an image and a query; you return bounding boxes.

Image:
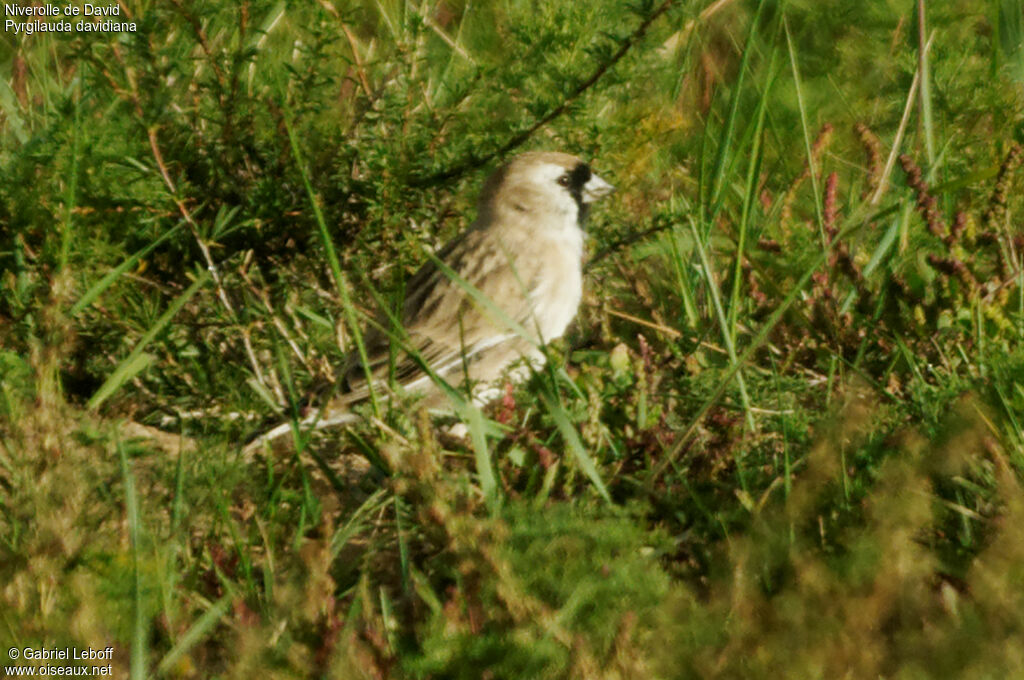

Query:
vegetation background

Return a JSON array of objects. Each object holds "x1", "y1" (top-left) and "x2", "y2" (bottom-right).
[{"x1": 3, "y1": 0, "x2": 1024, "y2": 677}]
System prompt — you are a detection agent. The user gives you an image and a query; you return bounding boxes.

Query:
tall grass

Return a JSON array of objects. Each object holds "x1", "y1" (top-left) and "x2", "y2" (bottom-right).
[{"x1": 3, "y1": 0, "x2": 1024, "y2": 677}]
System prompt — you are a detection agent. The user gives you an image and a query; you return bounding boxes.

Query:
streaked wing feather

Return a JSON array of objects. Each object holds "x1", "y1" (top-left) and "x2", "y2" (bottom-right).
[{"x1": 341, "y1": 227, "x2": 542, "y2": 400}]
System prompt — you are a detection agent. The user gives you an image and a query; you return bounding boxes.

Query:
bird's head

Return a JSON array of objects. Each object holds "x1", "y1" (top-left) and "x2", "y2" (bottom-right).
[{"x1": 477, "y1": 151, "x2": 615, "y2": 229}]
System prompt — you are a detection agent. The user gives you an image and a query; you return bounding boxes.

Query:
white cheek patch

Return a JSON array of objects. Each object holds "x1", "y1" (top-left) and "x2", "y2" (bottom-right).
[
  {"x1": 532, "y1": 163, "x2": 568, "y2": 183},
  {"x1": 526, "y1": 164, "x2": 579, "y2": 217}
]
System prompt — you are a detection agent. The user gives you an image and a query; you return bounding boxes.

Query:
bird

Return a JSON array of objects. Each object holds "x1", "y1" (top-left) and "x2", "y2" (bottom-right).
[{"x1": 244, "y1": 151, "x2": 614, "y2": 453}]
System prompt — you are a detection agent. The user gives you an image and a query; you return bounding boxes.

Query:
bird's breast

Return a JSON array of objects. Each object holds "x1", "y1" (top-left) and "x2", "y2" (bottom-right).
[{"x1": 528, "y1": 233, "x2": 584, "y2": 342}]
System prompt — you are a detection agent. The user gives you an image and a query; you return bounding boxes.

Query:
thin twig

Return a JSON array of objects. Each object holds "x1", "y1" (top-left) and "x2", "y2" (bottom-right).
[
  {"x1": 410, "y1": 0, "x2": 678, "y2": 187},
  {"x1": 869, "y1": 32, "x2": 933, "y2": 206},
  {"x1": 341, "y1": 23, "x2": 374, "y2": 98},
  {"x1": 146, "y1": 127, "x2": 270, "y2": 391},
  {"x1": 167, "y1": 0, "x2": 227, "y2": 88},
  {"x1": 105, "y1": 34, "x2": 273, "y2": 395},
  {"x1": 239, "y1": 265, "x2": 312, "y2": 370},
  {"x1": 586, "y1": 221, "x2": 673, "y2": 271},
  {"x1": 605, "y1": 307, "x2": 682, "y2": 338}
]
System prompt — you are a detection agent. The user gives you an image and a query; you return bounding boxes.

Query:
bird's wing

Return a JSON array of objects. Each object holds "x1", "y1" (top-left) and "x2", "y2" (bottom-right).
[{"x1": 340, "y1": 228, "x2": 543, "y2": 400}]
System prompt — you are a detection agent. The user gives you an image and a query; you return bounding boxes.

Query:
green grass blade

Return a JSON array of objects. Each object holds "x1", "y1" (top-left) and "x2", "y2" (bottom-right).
[
  {"x1": 652, "y1": 212, "x2": 875, "y2": 483},
  {"x1": 117, "y1": 439, "x2": 147, "y2": 680},
  {"x1": 688, "y1": 218, "x2": 756, "y2": 438},
  {"x1": 707, "y1": 0, "x2": 767, "y2": 224},
  {"x1": 60, "y1": 79, "x2": 81, "y2": 272},
  {"x1": 784, "y1": 18, "x2": 827, "y2": 248},
  {"x1": 92, "y1": 350, "x2": 157, "y2": 410},
  {"x1": 917, "y1": 0, "x2": 935, "y2": 165},
  {"x1": 727, "y1": 47, "x2": 777, "y2": 335},
  {"x1": 69, "y1": 223, "x2": 185, "y2": 317},
  {"x1": 330, "y1": 489, "x2": 390, "y2": 560},
  {"x1": 460, "y1": 399, "x2": 499, "y2": 509},
  {"x1": 155, "y1": 596, "x2": 233, "y2": 676},
  {"x1": 541, "y1": 392, "x2": 611, "y2": 503},
  {"x1": 88, "y1": 271, "x2": 209, "y2": 410},
  {"x1": 282, "y1": 108, "x2": 380, "y2": 418}
]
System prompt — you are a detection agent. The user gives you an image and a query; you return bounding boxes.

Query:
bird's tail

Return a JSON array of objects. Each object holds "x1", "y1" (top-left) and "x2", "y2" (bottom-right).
[{"x1": 241, "y1": 408, "x2": 361, "y2": 458}]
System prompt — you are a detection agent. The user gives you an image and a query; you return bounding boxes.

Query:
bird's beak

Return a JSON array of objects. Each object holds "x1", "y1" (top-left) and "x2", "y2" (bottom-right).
[{"x1": 581, "y1": 173, "x2": 615, "y2": 203}]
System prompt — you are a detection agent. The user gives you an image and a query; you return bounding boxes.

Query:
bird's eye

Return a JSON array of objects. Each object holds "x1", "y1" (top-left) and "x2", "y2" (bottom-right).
[{"x1": 557, "y1": 175, "x2": 570, "y2": 187}]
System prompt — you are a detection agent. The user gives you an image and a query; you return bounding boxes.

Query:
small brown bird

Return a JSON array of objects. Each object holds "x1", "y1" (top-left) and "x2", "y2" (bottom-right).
[{"x1": 246, "y1": 151, "x2": 614, "y2": 452}]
